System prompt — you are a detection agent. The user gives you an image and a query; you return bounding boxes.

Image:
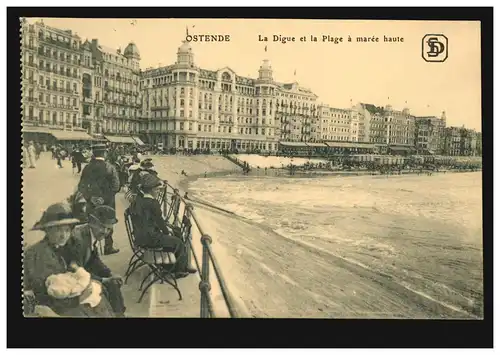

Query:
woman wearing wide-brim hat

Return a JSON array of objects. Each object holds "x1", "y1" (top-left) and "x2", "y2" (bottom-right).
[{"x1": 24, "y1": 203, "x2": 115, "y2": 317}]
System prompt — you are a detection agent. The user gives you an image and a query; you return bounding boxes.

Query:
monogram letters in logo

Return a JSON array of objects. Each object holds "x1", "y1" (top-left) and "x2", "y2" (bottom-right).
[{"x1": 422, "y1": 34, "x2": 448, "y2": 63}]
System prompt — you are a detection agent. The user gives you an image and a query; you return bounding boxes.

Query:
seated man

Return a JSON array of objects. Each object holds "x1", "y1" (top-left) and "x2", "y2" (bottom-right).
[
  {"x1": 129, "y1": 159, "x2": 158, "y2": 195},
  {"x1": 24, "y1": 203, "x2": 115, "y2": 317},
  {"x1": 64, "y1": 205, "x2": 126, "y2": 317},
  {"x1": 129, "y1": 173, "x2": 196, "y2": 278}
]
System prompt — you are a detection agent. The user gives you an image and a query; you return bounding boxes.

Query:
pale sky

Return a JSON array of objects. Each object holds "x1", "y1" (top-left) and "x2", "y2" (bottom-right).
[{"x1": 29, "y1": 18, "x2": 482, "y2": 131}]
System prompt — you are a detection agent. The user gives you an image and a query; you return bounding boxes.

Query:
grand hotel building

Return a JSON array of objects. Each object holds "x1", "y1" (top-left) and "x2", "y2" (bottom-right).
[
  {"x1": 21, "y1": 19, "x2": 144, "y2": 144},
  {"x1": 21, "y1": 19, "x2": 85, "y2": 135},
  {"x1": 141, "y1": 41, "x2": 318, "y2": 151}
]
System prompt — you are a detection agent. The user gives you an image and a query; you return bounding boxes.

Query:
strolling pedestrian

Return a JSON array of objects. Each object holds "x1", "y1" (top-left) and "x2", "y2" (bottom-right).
[
  {"x1": 51, "y1": 145, "x2": 56, "y2": 160},
  {"x1": 34, "y1": 141, "x2": 42, "y2": 160},
  {"x1": 71, "y1": 145, "x2": 85, "y2": 174},
  {"x1": 77, "y1": 143, "x2": 120, "y2": 255},
  {"x1": 22, "y1": 144, "x2": 30, "y2": 169},
  {"x1": 55, "y1": 144, "x2": 65, "y2": 168},
  {"x1": 27, "y1": 141, "x2": 37, "y2": 168}
]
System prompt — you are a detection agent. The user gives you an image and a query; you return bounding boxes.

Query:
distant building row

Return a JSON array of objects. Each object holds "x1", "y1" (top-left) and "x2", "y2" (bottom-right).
[{"x1": 20, "y1": 19, "x2": 482, "y2": 156}]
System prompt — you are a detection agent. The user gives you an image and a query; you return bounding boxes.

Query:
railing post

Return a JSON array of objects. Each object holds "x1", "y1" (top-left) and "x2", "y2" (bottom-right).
[
  {"x1": 173, "y1": 188, "x2": 180, "y2": 227},
  {"x1": 199, "y1": 233, "x2": 212, "y2": 318},
  {"x1": 162, "y1": 181, "x2": 168, "y2": 219},
  {"x1": 184, "y1": 204, "x2": 194, "y2": 268}
]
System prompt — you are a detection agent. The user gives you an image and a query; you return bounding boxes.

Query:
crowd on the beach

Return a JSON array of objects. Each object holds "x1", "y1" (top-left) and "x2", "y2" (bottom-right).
[
  {"x1": 250, "y1": 155, "x2": 483, "y2": 176},
  {"x1": 23, "y1": 143, "x2": 196, "y2": 318}
]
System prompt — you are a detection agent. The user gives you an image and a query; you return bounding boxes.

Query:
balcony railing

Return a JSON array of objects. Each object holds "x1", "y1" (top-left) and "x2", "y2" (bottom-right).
[{"x1": 130, "y1": 183, "x2": 245, "y2": 318}]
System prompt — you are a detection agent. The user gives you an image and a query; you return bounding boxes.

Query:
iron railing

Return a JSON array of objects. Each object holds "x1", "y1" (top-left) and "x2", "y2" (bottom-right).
[
  {"x1": 127, "y1": 180, "x2": 241, "y2": 318},
  {"x1": 222, "y1": 154, "x2": 249, "y2": 171}
]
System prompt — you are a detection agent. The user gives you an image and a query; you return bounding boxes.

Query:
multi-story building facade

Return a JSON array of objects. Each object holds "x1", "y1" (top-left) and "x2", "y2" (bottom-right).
[
  {"x1": 21, "y1": 19, "x2": 84, "y2": 132},
  {"x1": 86, "y1": 39, "x2": 143, "y2": 136},
  {"x1": 414, "y1": 112, "x2": 446, "y2": 154},
  {"x1": 355, "y1": 103, "x2": 415, "y2": 154},
  {"x1": 476, "y1": 132, "x2": 482, "y2": 156},
  {"x1": 141, "y1": 41, "x2": 316, "y2": 152},
  {"x1": 275, "y1": 83, "x2": 318, "y2": 142},
  {"x1": 443, "y1": 126, "x2": 478, "y2": 156},
  {"x1": 354, "y1": 103, "x2": 373, "y2": 143},
  {"x1": 21, "y1": 19, "x2": 144, "y2": 143},
  {"x1": 80, "y1": 40, "x2": 102, "y2": 134},
  {"x1": 384, "y1": 105, "x2": 415, "y2": 148},
  {"x1": 22, "y1": 20, "x2": 483, "y2": 155},
  {"x1": 443, "y1": 126, "x2": 461, "y2": 156},
  {"x1": 316, "y1": 105, "x2": 357, "y2": 142}
]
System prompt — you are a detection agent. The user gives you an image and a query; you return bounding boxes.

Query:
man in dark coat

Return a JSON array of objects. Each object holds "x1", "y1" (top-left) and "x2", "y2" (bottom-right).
[
  {"x1": 129, "y1": 174, "x2": 196, "y2": 278},
  {"x1": 64, "y1": 205, "x2": 126, "y2": 317},
  {"x1": 77, "y1": 143, "x2": 120, "y2": 255},
  {"x1": 55, "y1": 144, "x2": 65, "y2": 168},
  {"x1": 71, "y1": 144, "x2": 85, "y2": 174}
]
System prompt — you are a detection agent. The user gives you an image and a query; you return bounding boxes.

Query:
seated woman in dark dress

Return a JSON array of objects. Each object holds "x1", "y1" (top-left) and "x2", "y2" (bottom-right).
[
  {"x1": 24, "y1": 203, "x2": 115, "y2": 317},
  {"x1": 129, "y1": 173, "x2": 196, "y2": 278}
]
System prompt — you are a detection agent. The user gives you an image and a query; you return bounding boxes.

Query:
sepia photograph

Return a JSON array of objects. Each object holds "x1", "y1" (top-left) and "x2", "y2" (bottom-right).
[{"x1": 17, "y1": 13, "x2": 488, "y2": 327}]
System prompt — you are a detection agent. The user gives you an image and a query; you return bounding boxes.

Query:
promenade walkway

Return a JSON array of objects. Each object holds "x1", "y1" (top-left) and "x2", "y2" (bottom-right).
[{"x1": 22, "y1": 153, "x2": 202, "y2": 317}]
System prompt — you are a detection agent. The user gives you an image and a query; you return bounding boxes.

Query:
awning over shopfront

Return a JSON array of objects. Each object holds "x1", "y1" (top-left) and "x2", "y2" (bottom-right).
[
  {"x1": 91, "y1": 134, "x2": 108, "y2": 142},
  {"x1": 105, "y1": 135, "x2": 137, "y2": 144},
  {"x1": 279, "y1": 142, "x2": 308, "y2": 147},
  {"x1": 22, "y1": 126, "x2": 51, "y2": 134},
  {"x1": 325, "y1": 142, "x2": 376, "y2": 149},
  {"x1": 305, "y1": 142, "x2": 327, "y2": 147},
  {"x1": 132, "y1": 136, "x2": 145, "y2": 146},
  {"x1": 389, "y1": 146, "x2": 412, "y2": 152},
  {"x1": 421, "y1": 149, "x2": 435, "y2": 155},
  {"x1": 48, "y1": 130, "x2": 95, "y2": 141}
]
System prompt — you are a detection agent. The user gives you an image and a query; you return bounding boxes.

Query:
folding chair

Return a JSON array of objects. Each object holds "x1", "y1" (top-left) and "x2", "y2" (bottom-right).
[
  {"x1": 123, "y1": 209, "x2": 145, "y2": 284},
  {"x1": 123, "y1": 209, "x2": 182, "y2": 303},
  {"x1": 156, "y1": 185, "x2": 166, "y2": 206}
]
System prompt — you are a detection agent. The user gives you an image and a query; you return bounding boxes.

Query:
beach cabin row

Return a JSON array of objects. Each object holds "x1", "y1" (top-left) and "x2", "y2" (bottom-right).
[{"x1": 278, "y1": 141, "x2": 376, "y2": 158}]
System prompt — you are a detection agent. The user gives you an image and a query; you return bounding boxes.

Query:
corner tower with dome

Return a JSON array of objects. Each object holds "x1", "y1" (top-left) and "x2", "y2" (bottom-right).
[{"x1": 140, "y1": 41, "x2": 318, "y2": 152}]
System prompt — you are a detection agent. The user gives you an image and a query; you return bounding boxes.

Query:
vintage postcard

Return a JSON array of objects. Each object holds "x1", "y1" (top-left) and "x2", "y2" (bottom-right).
[{"x1": 21, "y1": 17, "x2": 483, "y2": 320}]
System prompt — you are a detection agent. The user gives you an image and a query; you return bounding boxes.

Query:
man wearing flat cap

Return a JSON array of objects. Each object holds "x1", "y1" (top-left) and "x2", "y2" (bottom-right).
[
  {"x1": 64, "y1": 205, "x2": 126, "y2": 317},
  {"x1": 77, "y1": 143, "x2": 120, "y2": 255}
]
